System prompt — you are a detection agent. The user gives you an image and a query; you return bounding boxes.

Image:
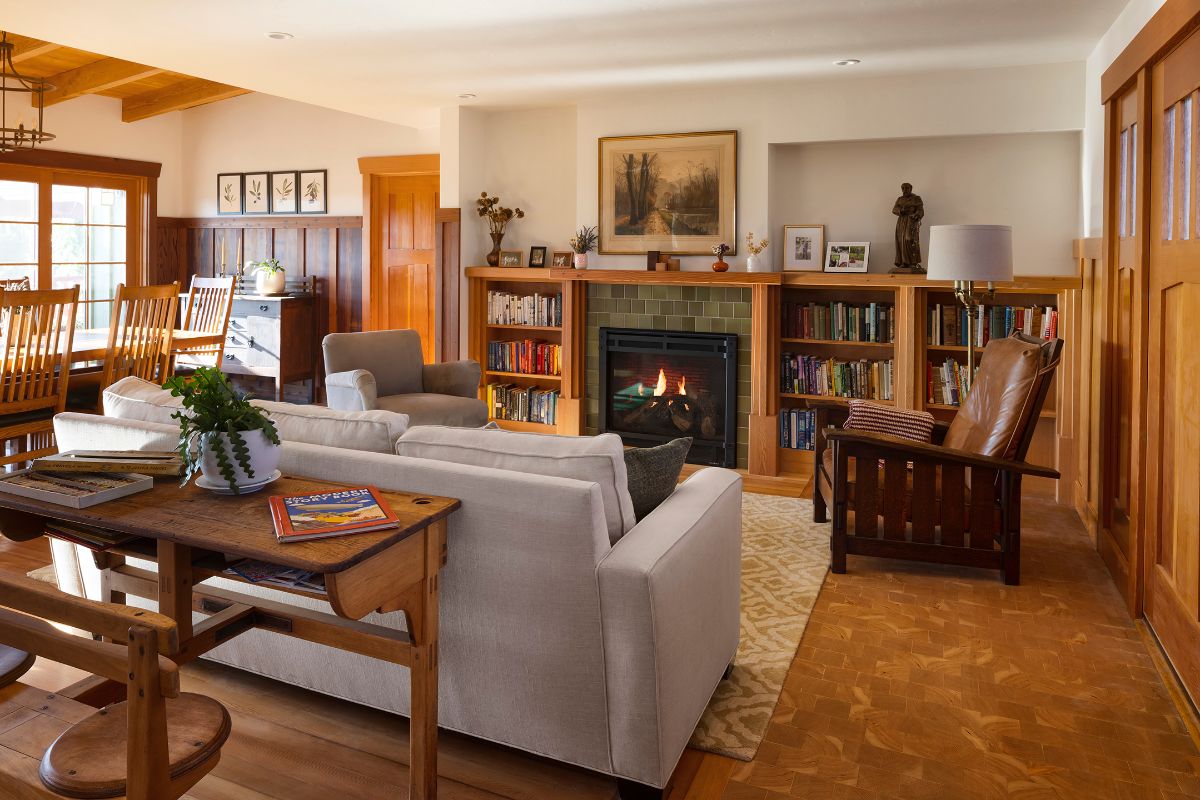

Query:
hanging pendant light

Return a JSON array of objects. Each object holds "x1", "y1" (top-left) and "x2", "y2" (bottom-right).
[{"x1": 0, "y1": 32, "x2": 55, "y2": 153}]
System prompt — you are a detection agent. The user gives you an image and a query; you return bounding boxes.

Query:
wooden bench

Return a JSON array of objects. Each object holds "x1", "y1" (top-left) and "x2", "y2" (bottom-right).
[{"x1": 0, "y1": 572, "x2": 230, "y2": 799}]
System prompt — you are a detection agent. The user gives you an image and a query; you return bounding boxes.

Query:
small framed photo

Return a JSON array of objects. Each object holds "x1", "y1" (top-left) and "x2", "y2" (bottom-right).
[
  {"x1": 298, "y1": 169, "x2": 327, "y2": 214},
  {"x1": 270, "y1": 171, "x2": 299, "y2": 214},
  {"x1": 550, "y1": 251, "x2": 573, "y2": 267},
  {"x1": 528, "y1": 246, "x2": 547, "y2": 268},
  {"x1": 217, "y1": 174, "x2": 243, "y2": 215},
  {"x1": 243, "y1": 172, "x2": 268, "y2": 214},
  {"x1": 499, "y1": 250, "x2": 522, "y2": 267},
  {"x1": 782, "y1": 224, "x2": 824, "y2": 272},
  {"x1": 824, "y1": 242, "x2": 870, "y2": 273}
]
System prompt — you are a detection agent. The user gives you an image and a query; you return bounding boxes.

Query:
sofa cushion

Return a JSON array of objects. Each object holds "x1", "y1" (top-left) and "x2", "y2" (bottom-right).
[
  {"x1": 376, "y1": 393, "x2": 487, "y2": 428},
  {"x1": 395, "y1": 426, "x2": 636, "y2": 544},
  {"x1": 103, "y1": 377, "x2": 409, "y2": 453},
  {"x1": 623, "y1": 437, "x2": 692, "y2": 521}
]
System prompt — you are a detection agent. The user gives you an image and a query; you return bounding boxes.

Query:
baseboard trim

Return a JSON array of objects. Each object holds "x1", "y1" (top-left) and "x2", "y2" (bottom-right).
[{"x1": 1137, "y1": 620, "x2": 1200, "y2": 752}]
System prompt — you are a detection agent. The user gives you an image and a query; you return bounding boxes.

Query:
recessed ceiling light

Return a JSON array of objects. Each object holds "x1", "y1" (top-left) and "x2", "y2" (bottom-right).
[
  {"x1": 834, "y1": 58, "x2": 861, "y2": 66},
  {"x1": 266, "y1": 32, "x2": 294, "y2": 40},
  {"x1": 458, "y1": 93, "x2": 477, "y2": 100}
]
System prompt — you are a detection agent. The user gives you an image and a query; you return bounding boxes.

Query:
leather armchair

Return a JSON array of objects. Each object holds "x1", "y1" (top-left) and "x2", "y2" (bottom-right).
[
  {"x1": 812, "y1": 332, "x2": 1062, "y2": 584},
  {"x1": 322, "y1": 330, "x2": 487, "y2": 427}
]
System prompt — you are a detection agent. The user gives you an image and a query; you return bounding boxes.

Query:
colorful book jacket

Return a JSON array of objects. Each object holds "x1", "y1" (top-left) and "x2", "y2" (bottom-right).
[{"x1": 269, "y1": 485, "x2": 399, "y2": 542}]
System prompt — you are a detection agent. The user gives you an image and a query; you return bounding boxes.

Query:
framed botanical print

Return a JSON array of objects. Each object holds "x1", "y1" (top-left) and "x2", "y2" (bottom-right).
[
  {"x1": 298, "y1": 169, "x2": 327, "y2": 214},
  {"x1": 782, "y1": 224, "x2": 824, "y2": 272},
  {"x1": 243, "y1": 172, "x2": 268, "y2": 214},
  {"x1": 824, "y1": 242, "x2": 870, "y2": 273},
  {"x1": 270, "y1": 171, "x2": 298, "y2": 214},
  {"x1": 217, "y1": 174, "x2": 243, "y2": 215},
  {"x1": 598, "y1": 130, "x2": 737, "y2": 255}
]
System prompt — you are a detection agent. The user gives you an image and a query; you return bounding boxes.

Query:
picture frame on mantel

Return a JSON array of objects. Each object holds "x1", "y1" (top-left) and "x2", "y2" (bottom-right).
[
  {"x1": 782, "y1": 224, "x2": 824, "y2": 271},
  {"x1": 217, "y1": 174, "x2": 243, "y2": 215},
  {"x1": 243, "y1": 172, "x2": 269, "y2": 214},
  {"x1": 597, "y1": 129, "x2": 737, "y2": 255},
  {"x1": 270, "y1": 171, "x2": 299, "y2": 214},
  {"x1": 824, "y1": 242, "x2": 870, "y2": 273},
  {"x1": 298, "y1": 169, "x2": 328, "y2": 214}
]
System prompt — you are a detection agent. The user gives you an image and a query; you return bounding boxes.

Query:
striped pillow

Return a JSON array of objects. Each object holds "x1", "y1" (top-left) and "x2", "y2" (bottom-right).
[{"x1": 843, "y1": 399, "x2": 934, "y2": 443}]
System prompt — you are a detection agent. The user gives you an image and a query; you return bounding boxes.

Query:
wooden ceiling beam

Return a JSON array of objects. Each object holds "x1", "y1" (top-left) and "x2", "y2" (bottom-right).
[
  {"x1": 42, "y1": 58, "x2": 165, "y2": 106},
  {"x1": 5, "y1": 34, "x2": 64, "y2": 64},
  {"x1": 121, "y1": 78, "x2": 248, "y2": 122}
]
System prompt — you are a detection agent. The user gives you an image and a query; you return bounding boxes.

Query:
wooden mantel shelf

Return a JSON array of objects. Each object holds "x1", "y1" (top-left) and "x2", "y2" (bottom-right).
[{"x1": 465, "y1": 266, "x2": 1081, "y2": 291}]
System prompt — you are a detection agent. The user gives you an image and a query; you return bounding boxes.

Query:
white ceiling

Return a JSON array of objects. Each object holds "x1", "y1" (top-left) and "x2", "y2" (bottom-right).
[{"x1": 5, "y1": 0, "x2": 1127, "y2": 128}]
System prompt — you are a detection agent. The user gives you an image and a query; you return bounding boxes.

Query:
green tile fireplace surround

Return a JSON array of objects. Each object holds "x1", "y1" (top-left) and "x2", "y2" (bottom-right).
[{"x1": 585, "y1": 283, "x2": 752, "y2": 468}]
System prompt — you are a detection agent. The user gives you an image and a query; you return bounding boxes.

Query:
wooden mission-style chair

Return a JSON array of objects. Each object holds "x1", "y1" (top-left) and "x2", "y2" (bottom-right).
[
  {"x1": 812, "y1": 331, "x2": 1062, "y2": 585},
  {"x1": 174, "y1": 275, "x2": 236, "y2": 371},
  {"x1": 0, "y1": 287, "x2": 79, "y2": 467},
  {"x1": 68, "y1": 282, "x2": 179, "y2": 412},
  {"x1": 0, "y1": 572, "x2": 230, "y2": 798}
]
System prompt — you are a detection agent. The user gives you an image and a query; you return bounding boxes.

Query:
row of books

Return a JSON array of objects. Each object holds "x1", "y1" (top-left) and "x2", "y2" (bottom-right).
[
  {"x1": 779, "y1": 408, "x2": 816, "y2": 451},
  {"x1": 486, "y1": 290, "x2": 563, "y2": 328},
  {"x1": 782, "y1": 301, "x2": 895, "y2": 343},
  {"x1": 486, "y1": 339, "x2": 562, "y2": 375},
  {"x1": 928, "y1": 357, "x2": 970, "y2": 406},
  {"x1": 780, "y1": 354, "x2": 895, "y2": 400},
  {"x1": 928, "y1": 304, "x2": 1059, "y2": 346},
  {"x1": 487, "y1": 383, "x2": 559, "y2": 425}
]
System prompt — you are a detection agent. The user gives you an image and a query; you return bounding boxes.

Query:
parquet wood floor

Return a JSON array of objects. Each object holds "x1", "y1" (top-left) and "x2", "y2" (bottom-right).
[{"x1": 2, "y1": 495, "x2": 1197, "y2": 799}]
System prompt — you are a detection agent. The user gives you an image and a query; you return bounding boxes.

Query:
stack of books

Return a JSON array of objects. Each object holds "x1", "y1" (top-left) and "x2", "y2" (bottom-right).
[
  {"x1": 486, "y1": 383, "x2": 558, "y2": 425},
  {"x1": 927, "y1": 357, "x2": 970, "y2": 406},
  {"x1": 928, "y1": 303, "x2": 1059, "y2": 346},
  {"x1": 487, "y1": 291, "x2": 563, "y2": 327},
  {"x1": 782, "y1": 301, "x2": 895, "y2": 343},
  {"x1": 487, "y1": 339, "x2": 561, "y2": 375},
  {"x1": 779, "y1": 408, "x2": 816, "y2": 450},
  {"x1": 780, "y1": 354, "x2": 894, "y2": 400}
]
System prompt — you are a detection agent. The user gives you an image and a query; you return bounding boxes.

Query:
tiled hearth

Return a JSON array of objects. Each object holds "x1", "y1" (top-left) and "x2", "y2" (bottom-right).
[{"x1": 585, "y1": 283, "x2": 752, "y2": 468}]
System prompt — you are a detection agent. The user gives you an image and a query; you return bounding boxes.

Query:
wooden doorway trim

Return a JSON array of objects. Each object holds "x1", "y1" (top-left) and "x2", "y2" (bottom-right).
[{"x1": 360, "y1": 154, "x2": 461, "y2": 360}]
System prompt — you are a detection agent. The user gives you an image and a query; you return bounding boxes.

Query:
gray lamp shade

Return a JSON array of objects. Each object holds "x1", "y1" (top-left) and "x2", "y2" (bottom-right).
[{"x1": 926, "y1": 224, "x2": 1014, "y2": 282}]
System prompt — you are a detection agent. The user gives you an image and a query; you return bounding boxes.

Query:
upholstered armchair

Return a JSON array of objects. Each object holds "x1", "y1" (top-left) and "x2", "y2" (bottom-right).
[
  {"x1": 322, "y1": 330, "x2": 488, "y2": 427},
  {"x1": 812, "y1": 332, "x2": 1062, "y2": 585}
]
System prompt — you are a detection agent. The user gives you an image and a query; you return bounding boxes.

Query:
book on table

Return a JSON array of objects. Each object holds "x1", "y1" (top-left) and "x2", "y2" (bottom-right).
[
  {"x1": 0, "y1": 470, "x2": 153, "y2": 508},
  {"x1": 269, "y1": 485, "x2": 400, "y2": 543},
  {"x1": 32, "y1": 450, "x2": 183, "y2": 477}
]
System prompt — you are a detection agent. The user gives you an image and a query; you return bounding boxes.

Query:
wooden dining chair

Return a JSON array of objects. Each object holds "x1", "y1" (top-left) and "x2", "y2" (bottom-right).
[
  {"x1": 68, "y1": 282, "x2": 179, "y2": 412},
  {"x1": 0, "y1": 287, "x2": 79, "y2": 467},
  {"x1": 175, "y1": 275, "x2": 235, "y2": 371},
  {"x1": 0, "y1": 571, "x2": 230, "y2": 799}
]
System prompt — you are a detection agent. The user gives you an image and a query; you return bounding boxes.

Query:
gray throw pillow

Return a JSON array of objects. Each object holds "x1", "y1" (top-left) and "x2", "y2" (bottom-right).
[{"x1": 624, "y1": 437, "x2": 692, "y2": 521}]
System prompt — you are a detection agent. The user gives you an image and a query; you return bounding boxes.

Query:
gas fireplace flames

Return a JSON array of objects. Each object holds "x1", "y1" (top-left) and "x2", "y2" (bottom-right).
[{"x1": 643, "y1": 368, "x2": 686, "y2": 397}]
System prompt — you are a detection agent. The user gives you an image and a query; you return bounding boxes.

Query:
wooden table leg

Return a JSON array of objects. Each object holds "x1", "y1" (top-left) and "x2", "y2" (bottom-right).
[
  {"x1": 157, "y1": 540, "x2": 193, "y2": 645},
  {"x1": 408, "y1": 519, "x2": 445, "y2": 800}
]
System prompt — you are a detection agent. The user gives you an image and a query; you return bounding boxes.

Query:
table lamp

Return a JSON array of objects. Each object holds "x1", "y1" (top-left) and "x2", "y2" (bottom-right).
[{"x1": 926, "y1": 225, "x2": 1014, "y2": 393}]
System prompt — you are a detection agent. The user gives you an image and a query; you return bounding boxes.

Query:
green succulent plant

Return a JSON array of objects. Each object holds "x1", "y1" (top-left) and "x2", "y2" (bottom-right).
[{"x1": 163, "y1": 367, "x2": 280, "y2": 494}]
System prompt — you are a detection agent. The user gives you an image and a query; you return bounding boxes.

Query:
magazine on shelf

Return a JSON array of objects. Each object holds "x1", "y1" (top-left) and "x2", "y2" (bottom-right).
[
  {"x1": 269, "y1": 485, "x2": 400, "y2": 543},
  {"x1": 0, "y1": 470, "x2": 153, "y2": 508},
  {"x1": 225, "y1": 559, "x2": 327, "y2": 594}
]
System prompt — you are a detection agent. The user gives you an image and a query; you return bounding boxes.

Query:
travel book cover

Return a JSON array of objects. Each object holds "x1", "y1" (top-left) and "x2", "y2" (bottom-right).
[{"x1": 269, "y1": 485, "x2": 399, "y2": 543}]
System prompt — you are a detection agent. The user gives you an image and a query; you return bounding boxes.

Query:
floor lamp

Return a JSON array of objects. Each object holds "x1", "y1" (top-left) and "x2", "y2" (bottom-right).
[{"x1": 926, "y1": 225, "x2": 1014, "y2": 393}]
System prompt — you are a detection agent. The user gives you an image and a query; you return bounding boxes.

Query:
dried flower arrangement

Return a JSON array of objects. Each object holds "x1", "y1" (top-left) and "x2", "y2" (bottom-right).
[
  {"x1": 570, "y1": 225, "x2": 598, "y2": 254},
  {"x1": 711, "y1": 242, "x2": 731, "y2": 258},
  {"x1": 746, "y1": 233, "x2": 769, "y2": 256},
  {"x1": 477, "y1": 192, "x2": 525, "y2": 235}
]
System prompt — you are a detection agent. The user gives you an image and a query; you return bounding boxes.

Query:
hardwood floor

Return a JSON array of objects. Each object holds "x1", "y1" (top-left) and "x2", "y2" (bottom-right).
[{"x1": 4, "y1": 495, "x2": 1199, "y2": 799}]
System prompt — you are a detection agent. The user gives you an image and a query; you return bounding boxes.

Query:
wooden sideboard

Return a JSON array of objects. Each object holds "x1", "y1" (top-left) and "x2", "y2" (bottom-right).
[{"x1": 221, "y1": 293, "x2": 316, "y2": 401}]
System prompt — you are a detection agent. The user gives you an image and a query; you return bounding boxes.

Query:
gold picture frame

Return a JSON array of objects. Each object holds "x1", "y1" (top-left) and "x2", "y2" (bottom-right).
[{"x1": 598, "y1": 130, "x2": 737, "y2": 255}]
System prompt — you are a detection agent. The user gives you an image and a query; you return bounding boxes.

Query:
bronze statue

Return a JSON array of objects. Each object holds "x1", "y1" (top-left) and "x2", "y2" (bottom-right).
[{"x1": 891, "y1": 182, "x2": 924, "y2": 273}]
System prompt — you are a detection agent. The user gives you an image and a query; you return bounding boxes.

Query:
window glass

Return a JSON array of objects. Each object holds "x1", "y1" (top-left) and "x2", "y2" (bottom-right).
[
  {"x1": 51, "y1": 184, "x2": 128, "y2": 326},
  {"x1": 0, "y1": 180, "x2": 37, "y2": 222}
]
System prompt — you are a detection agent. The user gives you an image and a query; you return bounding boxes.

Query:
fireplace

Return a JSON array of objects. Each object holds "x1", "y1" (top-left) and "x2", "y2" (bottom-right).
[{"x1": 599, "y1": 328, "x2": 738, "y2": 467}]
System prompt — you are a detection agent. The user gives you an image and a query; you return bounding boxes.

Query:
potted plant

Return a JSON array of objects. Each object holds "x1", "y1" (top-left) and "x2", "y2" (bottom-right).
[
  {"x1": 569, "y1": 225, "x2": 597, "y2": 269},
  {"x1": 249, "y1": 258, "x2": 286, "y2": 295},
  {"x1": 164, "y1": 367, "x2": 282, "y2": 494},
  {"x1": 711, "y1": 242, "x2": 730, "y2": 272},
  {"x1": 745, "y1": 233, "x2": 770, "y2": 272},
  {"x1": 477, "y1": 192, "x2": 525, "y2": 266}
]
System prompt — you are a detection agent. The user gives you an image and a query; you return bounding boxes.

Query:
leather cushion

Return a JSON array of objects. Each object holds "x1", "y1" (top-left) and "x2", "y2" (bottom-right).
[{"x1": 942, "y1": 334, "x2": 1045, "y2": 460}]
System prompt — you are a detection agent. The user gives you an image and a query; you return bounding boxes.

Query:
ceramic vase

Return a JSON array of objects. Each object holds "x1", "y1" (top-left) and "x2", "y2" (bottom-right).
[
  {"x1": 487, "y1": 232, "x2": 505, "y2": 267},
  {"x1": 255, "y1": 268, "x2": 286, "y2": 295},
  {"x1": 574, "y1": 252, "x2": 588, "y2": 269},
  {"x1": 712, "y1": 257, "x2": 729, "y2": 273},
  {"x1": 745, "y1": 254, "x2": 766, "y2": 273},
  {"x1": 200, "y1": 430, "x2": 280, "y2": 492}
]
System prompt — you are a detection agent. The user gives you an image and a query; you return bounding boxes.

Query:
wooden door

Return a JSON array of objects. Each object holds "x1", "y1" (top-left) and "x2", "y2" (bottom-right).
[
  {"x1": 370, "y1": 173, "x2": 439, "y2": 362},
  {"x1": 1099, "y1": 81, "x2": 1149, "y2": 613},
  {"x1": 1145, "y1": 32, "x2": 1200, "y2": 701}
]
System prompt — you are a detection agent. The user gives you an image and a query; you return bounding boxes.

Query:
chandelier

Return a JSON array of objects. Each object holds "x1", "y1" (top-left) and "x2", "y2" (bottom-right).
[{"x1": 0, "y1": 32, "x2": 55, "y2": 153}]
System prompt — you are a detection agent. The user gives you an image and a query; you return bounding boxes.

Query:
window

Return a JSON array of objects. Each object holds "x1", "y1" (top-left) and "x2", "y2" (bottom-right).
[{"x1": 0, "y1": 165, "x2": 143, "y2": 328}]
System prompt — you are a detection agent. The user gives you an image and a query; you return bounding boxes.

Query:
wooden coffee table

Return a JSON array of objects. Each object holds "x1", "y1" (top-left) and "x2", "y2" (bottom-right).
[{"x1": 0, "y1": 476, "x2": 460, "y2": 800}]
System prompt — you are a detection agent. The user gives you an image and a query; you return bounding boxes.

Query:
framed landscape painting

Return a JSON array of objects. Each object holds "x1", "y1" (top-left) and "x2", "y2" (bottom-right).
[
  {"x1": 598, "y1": 130, "x2": 737, "y2": 255},
  {"x1": 782, "y1": 224, "x2": 824, "y2": 271}
]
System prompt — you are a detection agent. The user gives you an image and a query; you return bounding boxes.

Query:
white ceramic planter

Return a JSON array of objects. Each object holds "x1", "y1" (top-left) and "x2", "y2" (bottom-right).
[
  {"x1": 255, "y1": 268, "x2": 286, "y2": 295},
  {"x1": 200, "y1": 429, "x2": 280, "y2": 490},
  {"x1": 573, "y1": 253, "x2": 588, "y2": 269},
  {"x1": 746, "y1": 254, "x2": 772, "y2": 273}
]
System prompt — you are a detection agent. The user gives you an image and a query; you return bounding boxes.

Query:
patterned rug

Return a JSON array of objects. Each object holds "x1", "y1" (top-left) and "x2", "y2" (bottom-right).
[{"x1": 689, "y1": 493, "x2": 830, "y2": 761}]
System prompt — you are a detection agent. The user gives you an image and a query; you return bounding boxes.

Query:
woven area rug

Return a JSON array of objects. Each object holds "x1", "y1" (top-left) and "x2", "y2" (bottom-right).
[{"x1": 689, "y1": 493, "x2": 830, "y2": 761}]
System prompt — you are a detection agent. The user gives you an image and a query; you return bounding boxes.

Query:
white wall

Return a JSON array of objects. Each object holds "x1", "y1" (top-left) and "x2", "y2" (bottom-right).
[
  {"x1": 34, "y1": 94, "x2": 184, "y2": 215},
  {"x1": 768, "y1": 133, "x2": 1082, "y2": 275},
  {"x1": 179, "y1": 93, "x2": 438, "y2": 217},
  {"x1": 1083, "y1": 0, "x2": 1166, "y2": 235}
]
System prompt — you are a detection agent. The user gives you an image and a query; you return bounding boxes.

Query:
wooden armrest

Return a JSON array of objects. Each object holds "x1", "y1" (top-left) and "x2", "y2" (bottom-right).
[
  {"x1": 931, "y1": 420, "x2": 950, "y2": 445},
  {"x1": 825, "y1": 429, "x2": 1060, "y2": 479}
]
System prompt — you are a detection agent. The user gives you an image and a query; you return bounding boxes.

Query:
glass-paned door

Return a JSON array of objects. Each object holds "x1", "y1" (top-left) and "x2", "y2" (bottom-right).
[
  {"x1": 0, "y1": 178, "x2": 39, "y2": 287},
  {"x1": 52, "y1": 183, "x2": 128, "y2": 329}
]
